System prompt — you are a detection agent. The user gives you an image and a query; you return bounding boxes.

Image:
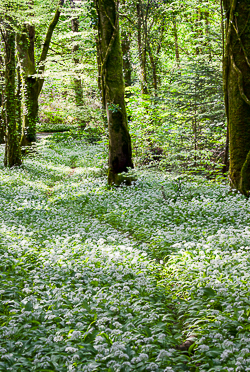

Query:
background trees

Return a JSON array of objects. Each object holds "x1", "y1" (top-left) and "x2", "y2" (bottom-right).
[
  {"x1": 17, "y1": 0, "x2": 65, "y2": 144},
  {"x1": 3, "y1": 0, "x2": 249, "y2": 193}
]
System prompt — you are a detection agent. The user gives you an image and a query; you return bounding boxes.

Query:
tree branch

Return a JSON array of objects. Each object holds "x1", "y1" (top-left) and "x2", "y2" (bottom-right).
[
  {"x1": 232, "y1": 22, "x2": 250, "y2": 69},
  {"x1": 119, "y1": 13, "x2": 135, "y2": 25},
  {"x1": 38, "y1": 0, "x2": 64, "y2": 69}
]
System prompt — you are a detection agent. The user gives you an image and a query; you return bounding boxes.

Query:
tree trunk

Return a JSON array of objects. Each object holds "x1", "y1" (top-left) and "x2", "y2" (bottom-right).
[
  {"x1": 96, "y1": 0, "x2": 133, "y2": 185},
  {"x1": 22, "y1": 77, "x2": 39, "y2": 144},
  {"x1": 16, "y1": 25, "x2": 38, "y2": 144},
  {"x1": 136, "y1": 0, "x2": 148, "y2": 94},
  {"x1": 96, "y1": 35, "x2": 102, "y2": 97},
  {"x1": 147, "y1": 45, "x2": 157, "y2": 96},
  {"x1": 0, "y1": 89, "x2": 5, "y2": 144},
  {"x1": 71, "y1": 17, "x2": 85, "y2": 113},
  {"x1": 121, "y1": 31, "x2": 132, "y2": 88},
  {"x1": 223, "y1": 125, "x2": 229, "y2": 173},
  {"x1": 223, "y1": 0, "x2": 250, "y2": 195},
  {"x1": 172, "y1": 15, "x2": 180, "y2": 67},
  {"x1": 221, "y1": 1, "x2": 229, "y2": 174},
  {"x1": 4, "y1": 30, "x2": 22, "y2": 167},
  {"x1": 0, "y1": 55, "x2": 5, "y2": 144},
  {"x1": 16, "y1": 66, "x2": 22, "y2": 136}
]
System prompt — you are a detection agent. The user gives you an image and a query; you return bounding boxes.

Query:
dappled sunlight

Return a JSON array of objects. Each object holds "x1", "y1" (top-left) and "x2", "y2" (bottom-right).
[
  {"x1": 0, "y1": 139, "x2": 184, "y2": 371},
  {"x1": 1, "y1": 134, "x2": 250, "y2": 371}
]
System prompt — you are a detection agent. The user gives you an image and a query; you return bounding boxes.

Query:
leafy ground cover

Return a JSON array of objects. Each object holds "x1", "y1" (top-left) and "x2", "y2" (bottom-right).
[{"x1": 0, "y1": 134, "x2": 250, "y2": 371}]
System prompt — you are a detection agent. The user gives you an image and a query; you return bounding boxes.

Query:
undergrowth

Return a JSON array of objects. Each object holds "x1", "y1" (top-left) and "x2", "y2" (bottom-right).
[{"x1": 0, "y1": 133, "x2": 249, "y2": 371}]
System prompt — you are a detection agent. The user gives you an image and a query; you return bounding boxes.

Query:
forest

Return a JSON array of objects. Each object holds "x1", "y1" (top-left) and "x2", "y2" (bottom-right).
[{"x1": 0, "y1": 0, "x2": 250, "y2": 371}]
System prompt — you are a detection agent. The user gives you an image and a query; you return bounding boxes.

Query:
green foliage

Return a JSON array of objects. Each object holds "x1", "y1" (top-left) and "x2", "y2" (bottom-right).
[
  {"x1": 0, "y1": 136, "x2": 249, "y2": 371},
  {"x1": 0, "y1": 137, "x2": 186, "y2": 372}
]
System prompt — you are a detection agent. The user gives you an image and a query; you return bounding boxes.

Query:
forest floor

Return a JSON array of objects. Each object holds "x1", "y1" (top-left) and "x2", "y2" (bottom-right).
[{"x1": 0, "y1": 132, "x2": 250, "y2": 372}]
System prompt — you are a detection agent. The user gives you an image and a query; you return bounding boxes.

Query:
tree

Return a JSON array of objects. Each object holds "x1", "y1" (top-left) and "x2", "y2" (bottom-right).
[
  {"x1": 223, "y1": 0, "x2": 250, "y2": 195},
  {"x1": 95, "y1": 0, "x2": 133, "y2": 185},
  {"x1": 0, "y1": 50, "x2": 5, "y2": 144},
  {"x1": 70, "y1": 0, "x2": 85, "y2": 116},
  {"x1": 121, "y1": 29, "x2": 132, "y2": 88},
  {"x1": 2, "y1": 23, "x2": 22, "y2": 167},
  {"x1": 16, "y1": 0, "x2": 64, "y2": 145},
  {"x1": 136, "y1": 0, "x2": 148, "y2": 94}
]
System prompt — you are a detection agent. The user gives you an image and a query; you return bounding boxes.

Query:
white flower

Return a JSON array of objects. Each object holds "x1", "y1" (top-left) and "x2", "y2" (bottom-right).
[
  {"x1": 1, "y1": 354, "x2": 13, "y2": 360},
  {"x1": 65, "y1": 347, "x2": 78, "y2": 353},
  {"x1": 138, "y1": 353, "x2": 149, "y2": 361},
  {"x1": 214, "y1": 333, "x2": 223, "y2": 340},
  {"x1": 156, "y1": 350, "x2": 172, "y2": 360},
  {"x1": 199, "y1": 345, "x2": 209, "y2": 351},
  {"x1": 15, "y1": 341, "x2": 23, "y2": 347},
  {"x1": 54, "y1": 335, "x2": 63, "y2": 342},
  {"x1": 69, "y1": 330, "x2": 81, "y2": 340},
  {"x1": 146, "y1": 363, "x2": 158, "y2": 371}
]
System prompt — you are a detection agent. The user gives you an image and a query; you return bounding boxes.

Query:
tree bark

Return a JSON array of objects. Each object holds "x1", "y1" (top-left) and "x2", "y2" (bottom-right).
[
  {"x1": 96, "y1": 0, "x2": 133, "y2": 185},
  {"x1": 223, "y1": 0, "x2": 250, "y2": 195},
  {"x1": 136, "y1": 0, "x2": 148, "y2": 94},
  {"x1": 17, "y1": 24, "x2": 39, "y2": 144},
  {"x1": 0, "y1": 89, "x2": 5, "y2": 144},
  {"x1": 71, "y1": 14, "x2": 85, "y2": 112},
  {"x1": 96, "y1": 34, "x2": 103, "y2": 98},
  {"x1": 147, "y1": 45, "x2": 157, "y2": 96},
  {"x1": 0, "y1": 55, "x2": 5, "y2": 144},
  {"x1": 121, "y1": 30, "x2": 132, "y2": 88},
  {"x1": 221, "y1": 0, "x2": 229, "y2": 174},
  {"x1": 16, "y1": 65, "x2": 22, "y2": 136},
  {"x1": 4, "y1": 29, "x2": 22, "y2": 167}
]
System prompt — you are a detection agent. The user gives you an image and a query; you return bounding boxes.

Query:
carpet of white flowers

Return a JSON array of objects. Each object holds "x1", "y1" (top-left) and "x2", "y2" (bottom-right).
[{"x1": 0, "y1": 132, "x2": 250, "y2": 372}]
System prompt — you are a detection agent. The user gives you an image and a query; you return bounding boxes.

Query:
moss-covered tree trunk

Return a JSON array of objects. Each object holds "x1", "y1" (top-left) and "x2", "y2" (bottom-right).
[
  {"x1": 16, "y1": 66, "x2": 22, "y2": 137},
  {"x1": 17, "y1": 25, "x2": 39, "y2": 144},
  {"x1": 17, "y1": 1, "x2": 64, "y2": 145},
  {"x1": 0, "y1": 89, "x2": 5, "y2": 144},
  {"x1": 223, "y1": 0, "x2": 250, "y2": 195},
  {"x1": 71, "y1": 15, "x2": 85, "y2": 128},
  {"x1": 71, "y1": 17, "x2": 84, "y2": 108},
  {"x1": 96, "y1": 0, "x2": 133, "y2": 185},
  {"x1": 4, "y1": 30, "x2": 22, "y2": 167}
]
